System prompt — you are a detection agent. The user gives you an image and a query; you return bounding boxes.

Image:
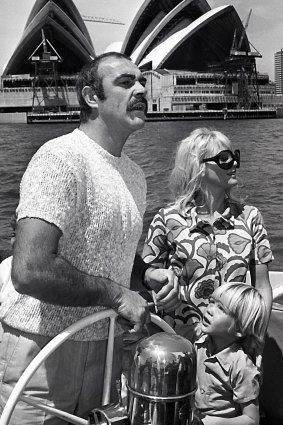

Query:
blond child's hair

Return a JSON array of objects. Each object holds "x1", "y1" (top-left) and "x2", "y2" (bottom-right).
[{"x1": 212, "y1": 282, "x2": 268, "y2": 364}]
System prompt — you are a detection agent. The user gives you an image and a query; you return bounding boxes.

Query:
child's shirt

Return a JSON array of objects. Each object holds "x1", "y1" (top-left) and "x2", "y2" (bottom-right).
[{"x1": 194, "y1": 335, "x2": 261, "y2": 418}]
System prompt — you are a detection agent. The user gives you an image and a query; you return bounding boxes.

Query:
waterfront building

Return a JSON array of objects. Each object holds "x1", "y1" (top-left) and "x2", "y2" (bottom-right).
[
  {"x1": 275, "y1": 49, "x2": 283, "y2": 95},
  {"x1": 121, "y1": 1, "x2": 276, "y2": 114},
  {"x1": 0, "y1": 0, "x2": 278, "y2": 122},
  {"x1": 0, "y1": 0, "x2": 94, "y2": 122},
  {"x1": 143, "y1": 69, "x2": 277, "y2": 113}
]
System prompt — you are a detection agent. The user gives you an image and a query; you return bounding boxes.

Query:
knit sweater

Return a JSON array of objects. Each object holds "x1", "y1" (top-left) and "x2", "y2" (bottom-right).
[{"x1": 0, "y1": 128, "x2": 147, "y2": 341}]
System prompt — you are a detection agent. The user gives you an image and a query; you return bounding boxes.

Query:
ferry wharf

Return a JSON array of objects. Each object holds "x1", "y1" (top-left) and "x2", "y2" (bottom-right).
[{"x1": 15, "y1": 107, "x2": 278, "y2": 124}]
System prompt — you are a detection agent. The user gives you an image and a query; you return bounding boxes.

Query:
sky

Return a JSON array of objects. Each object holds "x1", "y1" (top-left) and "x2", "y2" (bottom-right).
[{"x1": 0, "y1": 0, "x2": 282, "y2": 81}]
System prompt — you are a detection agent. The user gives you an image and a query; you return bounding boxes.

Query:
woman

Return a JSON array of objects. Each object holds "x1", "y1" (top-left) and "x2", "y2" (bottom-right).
[{"x1": 142, "y1": 128, "x2": 273, "y2": 341}]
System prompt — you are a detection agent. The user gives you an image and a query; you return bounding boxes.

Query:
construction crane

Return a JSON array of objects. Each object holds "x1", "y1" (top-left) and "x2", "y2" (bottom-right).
[
  {"x1": 228, "y1": 9, "x2": 262, "y2": 109},
  {"x1": 230, "y1": 9, "x2": 261, "y2": 58},
  {"x1": 82, "y1": 15, "x2": 125, "y2": 25},
  {"x1": 238, "y1": 8, "x2": 252, "y2": 51}
]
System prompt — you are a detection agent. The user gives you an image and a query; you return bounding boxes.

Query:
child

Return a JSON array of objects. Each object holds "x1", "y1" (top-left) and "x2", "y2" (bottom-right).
[{"x1": 194, "y1": 282, "x2": 269, "y2": 425}]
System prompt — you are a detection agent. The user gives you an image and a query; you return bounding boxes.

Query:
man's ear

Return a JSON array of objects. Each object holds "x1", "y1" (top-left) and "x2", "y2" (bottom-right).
[{"x1": 82, "y1": 86, "x2": 98, "y2": 108}]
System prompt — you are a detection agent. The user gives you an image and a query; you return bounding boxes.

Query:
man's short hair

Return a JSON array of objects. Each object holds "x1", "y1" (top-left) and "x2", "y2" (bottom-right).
[{"x1": 76, "y1": 52, "x2": 131, "y2": 123}]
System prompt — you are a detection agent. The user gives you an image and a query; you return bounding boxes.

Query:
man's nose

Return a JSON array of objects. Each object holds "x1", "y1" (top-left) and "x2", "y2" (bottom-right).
[{"x1": 134, "y1": 80, "x2": 147, "y2": 96}]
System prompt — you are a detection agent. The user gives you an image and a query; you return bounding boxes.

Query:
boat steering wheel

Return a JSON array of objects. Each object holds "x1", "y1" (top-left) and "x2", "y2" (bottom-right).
[{"x1": 0, "y1": 310, "x2": 175, "y2": 425}]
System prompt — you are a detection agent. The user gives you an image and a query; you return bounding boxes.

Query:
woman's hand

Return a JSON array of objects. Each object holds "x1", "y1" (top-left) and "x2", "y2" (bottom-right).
[{"x1": 144, "y1": 267, "x2": 181, "y2": 312}]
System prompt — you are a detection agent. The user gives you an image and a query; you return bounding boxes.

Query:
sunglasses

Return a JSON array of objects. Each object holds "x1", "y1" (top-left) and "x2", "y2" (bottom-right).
[{"x1": 203, "y1": 149, "x2": 240, "y2": 170}]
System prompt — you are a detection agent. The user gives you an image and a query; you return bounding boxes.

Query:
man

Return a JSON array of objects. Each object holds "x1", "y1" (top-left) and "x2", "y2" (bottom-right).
[{"x1": 0, "y1": 53, "x2": 180, "y2": 424}]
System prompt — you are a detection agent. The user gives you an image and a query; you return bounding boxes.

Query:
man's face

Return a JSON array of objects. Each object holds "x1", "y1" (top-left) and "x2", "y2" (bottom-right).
[{"x1": 96, "y1": 57, "x2": 148, "y2": 137}]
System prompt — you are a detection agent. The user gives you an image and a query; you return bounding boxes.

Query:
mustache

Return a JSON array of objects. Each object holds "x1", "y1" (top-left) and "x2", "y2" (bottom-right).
[{"x1": 127, "y1": 97, "x2": 148, "y2": 112}]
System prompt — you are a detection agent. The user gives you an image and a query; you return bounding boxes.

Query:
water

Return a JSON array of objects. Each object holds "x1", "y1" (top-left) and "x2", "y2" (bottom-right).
[{"x1": 0, "y1": 119, "x2": 282, "y2": 270}]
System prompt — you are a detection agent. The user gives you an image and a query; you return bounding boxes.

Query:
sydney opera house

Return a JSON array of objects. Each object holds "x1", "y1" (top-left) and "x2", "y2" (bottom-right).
[{"x1": 0, "y1": 0, "x2": 279, "y2": 122}]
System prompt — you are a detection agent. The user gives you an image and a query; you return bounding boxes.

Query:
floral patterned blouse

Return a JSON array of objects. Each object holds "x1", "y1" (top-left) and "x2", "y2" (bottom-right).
[{"x1": 142, "y1": 201, "x2": 273, "y2": 340}]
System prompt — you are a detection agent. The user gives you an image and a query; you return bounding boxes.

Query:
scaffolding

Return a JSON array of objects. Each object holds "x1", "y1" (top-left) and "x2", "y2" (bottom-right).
[
  {"x1": 29, "y1": 30, "x2": 67, "y2": 112},
  {"x1": 226, "y1": 10, "x2": 262, "y2": 109}
]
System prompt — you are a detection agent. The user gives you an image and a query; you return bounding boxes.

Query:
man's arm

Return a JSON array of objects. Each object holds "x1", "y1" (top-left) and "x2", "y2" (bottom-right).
[{"x1": 12, "y1": 218, "x2": 150, "y2": 332}]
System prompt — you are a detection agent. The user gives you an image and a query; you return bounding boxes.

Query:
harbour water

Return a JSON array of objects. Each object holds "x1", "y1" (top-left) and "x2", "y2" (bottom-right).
[{"x1": 0, "y1": 119, "x2": 282, "y2": 270}]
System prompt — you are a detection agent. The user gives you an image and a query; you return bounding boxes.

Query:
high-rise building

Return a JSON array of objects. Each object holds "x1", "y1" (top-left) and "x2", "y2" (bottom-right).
[{"x1": 275, "y1": 49, "x2": 283, "y2": 94}]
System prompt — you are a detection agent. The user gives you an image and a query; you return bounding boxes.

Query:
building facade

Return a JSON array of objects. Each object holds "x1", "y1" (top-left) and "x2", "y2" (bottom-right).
[
  {"x1": 143, "y1": 69, "x2": 277, "y2": 113},
  {"x1": 0, "y1": 0, "x2": 281, "y2": 122},
  {"x1": 275, "y1": 49, "x2": 283, "y2": 94}
]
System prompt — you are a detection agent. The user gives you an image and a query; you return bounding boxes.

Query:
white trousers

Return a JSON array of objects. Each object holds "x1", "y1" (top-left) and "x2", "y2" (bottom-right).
[{"x1": 0, "y1": 323, "x2": 123, "y2": 425}]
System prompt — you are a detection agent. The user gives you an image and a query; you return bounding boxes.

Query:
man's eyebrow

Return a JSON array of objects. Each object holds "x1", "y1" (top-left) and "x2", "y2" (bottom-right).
[
  {"x1": 113, "y1": 73, "x2": 146, "y2": 83},
  {"x1": 114, "y1": 73, "x2": 136, "y2": 82}
]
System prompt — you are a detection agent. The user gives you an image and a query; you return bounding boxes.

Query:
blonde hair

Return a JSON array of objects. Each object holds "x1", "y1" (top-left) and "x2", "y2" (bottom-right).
[
  {"x1": 169, "y1": 127, "x2": 240, "y2": 214},
  {"x1": 212, "y1": 282, "x2": 268, "y2": 363}
]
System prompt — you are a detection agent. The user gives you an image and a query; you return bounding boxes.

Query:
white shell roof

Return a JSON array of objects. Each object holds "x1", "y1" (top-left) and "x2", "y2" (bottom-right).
[{"x1": 138, "y1": 5, "x2": 232, "y2": 68}]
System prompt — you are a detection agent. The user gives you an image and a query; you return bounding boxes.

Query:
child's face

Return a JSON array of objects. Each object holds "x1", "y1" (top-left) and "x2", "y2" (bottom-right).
[{"x1": 201, "y1": 297, "x2": 237, "y2": 337}]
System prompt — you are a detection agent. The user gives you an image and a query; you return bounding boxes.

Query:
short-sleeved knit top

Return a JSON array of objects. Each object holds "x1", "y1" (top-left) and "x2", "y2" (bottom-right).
[
  {"x1": 0, "y1": 129, "x2": 147, "y2": 341},
  {"x1": 142, "y1": 202, "x2": 273, "y2": 338}
]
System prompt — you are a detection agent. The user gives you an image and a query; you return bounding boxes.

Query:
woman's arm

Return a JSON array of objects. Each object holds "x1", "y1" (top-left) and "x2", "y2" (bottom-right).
[
  {"x1": 250, "y1": 262, "x2": 272, "y2": 319},
  {"x1": 131, "y1": 253, "x2": 181, "y2": 312},
  {"x1": 201, "y1": 399, "x2": 259, "y2": 425},
  {"x1": 142, "y1": 209, "x2": 170, "y2": 267},
  {"x1": 140, "y1": 210, "x2": 181, "y2": 312},
  {"x1": 249, "y1": 207, "x2": 273, "y2": 318}
]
